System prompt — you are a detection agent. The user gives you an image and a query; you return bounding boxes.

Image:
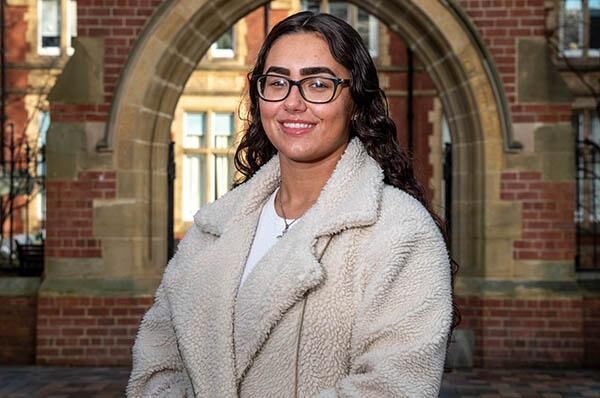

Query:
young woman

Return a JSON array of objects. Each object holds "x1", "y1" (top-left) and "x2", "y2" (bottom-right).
[{"x1": 128, "y1": 11, "x2": 455, "y2": 397}]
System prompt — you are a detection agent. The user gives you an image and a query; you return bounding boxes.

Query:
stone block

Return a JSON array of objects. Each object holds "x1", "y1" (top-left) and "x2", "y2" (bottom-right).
[
  {"x1": 48, "y1": 38, "x2": 104, "y2": 104},
  {"x1": 484, "y1": 238, "x2": 515, "y2": 278},
  {"x1": 518, "y1": 38, "x2": 572, "y2": 103},
  {"x1": 0, "y1": 277, "x2": 41, "y2": 296},
  {"x1": 117, "y1": 169, "x2": 168, "y2": 202},
  {"x1": 93, "y1": 198, "x2": 168, "y2": 239},
  {"x1": 542, "y1": 151, "x2": 575, "y2": 181},
  {"x1": 534, "y1": 124, "x2": 574, "y2": 153},
  {"x1": 505, "y1": 153, "x2": 543, "y2": 170},
  {"x1": 44, "y1": 257, "x2": 105, "y2": 279},
  {"x1": 116, "y1": 138, "x2": 169, "y2": 172},
  {"x1": 38, "y1": 277, "x2": 160, "y2": 296},
  {"x1": 513, "y1": 260, "x2": 575, "y2": 281},
  {"x1": 46, "y1": 123, "x2": 85, "y2": 180},
  {"x1": 534, "y1": 124, "x2": 575, "y2": 181},
  {"x1": 93, "y1": 199, "x2": 149, "y2": 238},
  {"x1": 483, "y1": 201, "x2": 521, "y2": 239},
  {"x1": 101, "y1": 237, "x2": 167, "y2": 278}
]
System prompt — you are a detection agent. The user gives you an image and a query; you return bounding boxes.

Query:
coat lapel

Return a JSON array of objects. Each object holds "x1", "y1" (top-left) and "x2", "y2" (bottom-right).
[
  {"x1": 165, "y1": 156, "x2": 280, "y2": 396},
  {"x1": 231, "y1": 138, "x2": 385, "y2": 383}
]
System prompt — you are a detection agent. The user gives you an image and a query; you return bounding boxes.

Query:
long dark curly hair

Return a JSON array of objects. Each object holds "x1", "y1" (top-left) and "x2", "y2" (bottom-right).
[{"x1": 234, "y1": 11, "x2": 460, "y2": 335}]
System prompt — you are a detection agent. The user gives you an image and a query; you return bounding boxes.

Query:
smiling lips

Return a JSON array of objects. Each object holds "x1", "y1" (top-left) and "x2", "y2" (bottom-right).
[{"x1": 279, "y1": 120, "x2": 317, "y2": 135}]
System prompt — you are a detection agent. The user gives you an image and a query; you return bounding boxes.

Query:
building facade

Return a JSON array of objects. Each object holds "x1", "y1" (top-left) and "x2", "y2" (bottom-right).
[{"x1": 1, "y1": 0, "x2": 599, "y2": 368}]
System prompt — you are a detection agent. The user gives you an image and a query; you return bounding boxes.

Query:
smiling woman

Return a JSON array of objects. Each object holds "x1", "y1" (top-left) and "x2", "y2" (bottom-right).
[{"x1": 127, "y1": 11, "x2": 456, "y2": 398}]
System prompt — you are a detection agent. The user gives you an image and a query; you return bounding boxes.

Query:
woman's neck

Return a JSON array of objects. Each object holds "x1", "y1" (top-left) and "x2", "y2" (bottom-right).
[{"x1": 276, "y1": 151, "x2": 343, "y2": 219}]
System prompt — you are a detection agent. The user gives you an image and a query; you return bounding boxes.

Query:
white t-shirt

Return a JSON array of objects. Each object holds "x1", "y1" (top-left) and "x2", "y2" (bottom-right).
[{"x1": 240, "y1": 189, "x2": 297, "y2": 287}]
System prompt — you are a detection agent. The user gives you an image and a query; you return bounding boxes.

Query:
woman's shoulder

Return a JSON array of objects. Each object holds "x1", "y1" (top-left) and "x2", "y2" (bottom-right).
[{"x1": 377, "y1": 185, "x2": 440, "y2": 233}]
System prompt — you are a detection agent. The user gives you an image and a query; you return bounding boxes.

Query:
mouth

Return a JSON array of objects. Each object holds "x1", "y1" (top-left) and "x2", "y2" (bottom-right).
[{"x1": 279, "y1": 121, "x2": 317, "y2": 135}]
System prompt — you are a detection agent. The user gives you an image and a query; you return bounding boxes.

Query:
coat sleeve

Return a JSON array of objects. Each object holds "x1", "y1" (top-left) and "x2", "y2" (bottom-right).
[
  {"x1": 126, "y1": 275, "x2": 194, "y2": 398},
  {"x1": 316, "y1": 217, "x2": 453, "y2": 398},
  {"x1": 126, "y1": 226, "x2": 214, "y2": 398}
]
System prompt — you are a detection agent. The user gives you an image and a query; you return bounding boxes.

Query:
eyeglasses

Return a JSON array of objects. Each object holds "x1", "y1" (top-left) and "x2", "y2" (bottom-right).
[{"x1": 254, "y1": 74, "x2": 351, "y2": 104}]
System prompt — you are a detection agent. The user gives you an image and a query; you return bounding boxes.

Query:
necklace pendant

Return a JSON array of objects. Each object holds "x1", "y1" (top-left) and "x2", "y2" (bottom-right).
[{"x1": 277, "y1": 225, "x2": 290, "y2": 239}]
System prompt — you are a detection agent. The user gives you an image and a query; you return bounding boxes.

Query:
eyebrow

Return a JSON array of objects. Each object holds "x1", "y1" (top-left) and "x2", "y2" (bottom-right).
[{"x1": 265, "y1": 66, "x2": 337, "y2": 76}]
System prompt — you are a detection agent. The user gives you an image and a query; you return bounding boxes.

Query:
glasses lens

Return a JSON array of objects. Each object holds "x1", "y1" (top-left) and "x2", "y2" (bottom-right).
[
  {"x1": 300, "y1": 77, "x2": 335, "y2": 103},
  {"x1": 258, "y1": 75, "x2": 290, "y2": 101}
]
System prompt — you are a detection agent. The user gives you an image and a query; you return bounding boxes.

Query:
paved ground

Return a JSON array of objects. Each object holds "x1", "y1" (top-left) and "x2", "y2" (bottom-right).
[{"x1": 0, "y1": 366, "x2": 598, "y2": 397}]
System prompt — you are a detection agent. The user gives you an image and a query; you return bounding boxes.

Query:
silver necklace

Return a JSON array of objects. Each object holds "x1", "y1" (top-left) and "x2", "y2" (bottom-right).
[{"x1": 276, "y1": 190, "x2": 299, "y2": 238}]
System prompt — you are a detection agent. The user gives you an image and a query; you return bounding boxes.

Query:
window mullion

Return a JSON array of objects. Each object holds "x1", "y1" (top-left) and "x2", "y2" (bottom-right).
[
  {"x1": 583, "y1": 0, "x2": 590, "y2": 59},
  {"x1": 207, "y1": 112, "x2": 214, "y2": 203},
  {"x1": 60, "y1": 0, "x2": 69, "y2": 54}
]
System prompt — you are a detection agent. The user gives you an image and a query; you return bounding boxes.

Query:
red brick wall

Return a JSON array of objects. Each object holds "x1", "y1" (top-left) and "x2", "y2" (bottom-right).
[
  {"x1": 500, "y1": 171, "x2": 575, "y2": 261},
  {"x1": 45, "y1": 171, "x2": 116, "y2": 258},
  {"x1": 6, "y1": 5, "x2": 29, "y2": 62},
  {"x1": 458, "y1": 296, "x2": 587, "y2": 367},
  {"x1": 0, "y1": 295, "x2": 37, "y2": 364},
  {"x1": 37, "y1": 295, "x2": 152, "y2": 366},
  {"x1": 457, "y1": 0, "x2": 573, "y2": 124},
  {"x1": 4, "y1": 5, "x2": 31, "y2": 235},
  {"x1": 50, "y1": 0, "x2": 161, "y2": 123},
  {"x1": 244, "y1": 6, "x2": 291, "y2": 66},
  {"x1": 384, "y1": 31, "x2": 436, "y2": 201}
]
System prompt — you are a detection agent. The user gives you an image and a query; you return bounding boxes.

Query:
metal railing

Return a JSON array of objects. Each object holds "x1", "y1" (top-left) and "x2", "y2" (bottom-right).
[{"x1": 575, "y1": 137, "x2": 600, "y2": 271}]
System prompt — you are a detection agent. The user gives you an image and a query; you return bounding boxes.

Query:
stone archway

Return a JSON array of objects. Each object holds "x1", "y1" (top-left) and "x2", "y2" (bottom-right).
[{"x1": 101, "y1": 0, "x2": 510, "y2": 287}]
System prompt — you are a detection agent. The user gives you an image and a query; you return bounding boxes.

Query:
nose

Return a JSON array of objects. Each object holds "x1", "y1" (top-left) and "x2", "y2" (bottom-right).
[{"x1": 283, "y1": 84, "x2": 306, "y2": 113}]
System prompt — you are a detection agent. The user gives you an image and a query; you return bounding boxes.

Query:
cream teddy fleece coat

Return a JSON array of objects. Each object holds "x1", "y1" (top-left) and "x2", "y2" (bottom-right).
[{"x1": 127, "y1": 138, "x2": 453, "y2": 397}]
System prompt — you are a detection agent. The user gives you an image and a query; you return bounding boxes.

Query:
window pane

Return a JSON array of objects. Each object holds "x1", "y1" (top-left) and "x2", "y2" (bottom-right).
[
  {"x1": 590, "y1": 0, "x2": 600, "y2": 50},
  {"x1": 560, "y1": 0, "x2": 583, "y2": 54},
  {"x1": 215, "y1": 28, "x2": 233, "y2": 50},
  {"x1": 182, "y1": 154, "x2": 206, "y2": 220},
  {"x1": 592, "y1": 112, "x2": 600, "y2": 145},
  {"x1": 37, "y1": 112, "x2": 49, "y2": 190},
  {"x1": 301, "y1": 0, "x2": 320, "y2": 13},
  {"x1": 356, "y1": 8, "x2": 378, "y2": 55},
  {"x1": 213, "y1": 112, "x2": 233, "y2": 149},
  {"x1": 329, "y1": 2, "x2": 349, "y2": 22},
  {"x1": 41, "y1": 0, "x2": 60, "y2": 48},
  {"x1": 356, "y1": 8, "x2": 370, "y2": 43},
  {"x1": 183, "y1": 112, "x2": 206, "y2": 148},
  {"x1": 69, "y1": 0, "x2": 77, "y2": 40},
  {"x1": 39, "y1": 112, "x2": 50, "y2": 145},
  {"x1": 214, "y1": 155, "x2": 233, "y2": 200}
]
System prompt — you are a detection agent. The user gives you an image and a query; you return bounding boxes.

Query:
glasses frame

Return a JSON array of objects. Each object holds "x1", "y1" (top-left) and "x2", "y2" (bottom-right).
[{"x1": 254, "y1": 74, "x2": 352, "y2": 104}]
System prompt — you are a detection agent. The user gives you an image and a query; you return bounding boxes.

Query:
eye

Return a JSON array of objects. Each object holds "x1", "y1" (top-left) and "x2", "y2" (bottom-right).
[
  {"x1": 268, "y1": 77, "x2": 288, "y2": 87},
  {"x1": 307, "y1": 77, "x2": 331, "y2": 90}
]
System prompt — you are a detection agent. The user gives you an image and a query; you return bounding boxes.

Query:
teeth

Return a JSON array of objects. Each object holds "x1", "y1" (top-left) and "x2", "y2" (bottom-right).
[{"x1": 283, "y1": 122, "x2": 314, "y2": 129}]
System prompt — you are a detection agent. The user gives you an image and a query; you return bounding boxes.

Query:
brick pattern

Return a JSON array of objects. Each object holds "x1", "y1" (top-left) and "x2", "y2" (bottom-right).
[
  {"x1": 5, "y1": 5, "x2": 32, "y2": 235},
  {"x1": 36, "y1": 296, "x2": 152, "y2": 366},
  {"x1": 51, "y1": 0, "x2": 160, "y2": 123},
  {"x1": 49, "y1": 103, "x2": 111, "y2": 123},
  {"x1": 6, "y1": 5, "x2": 29, "y2": 63},
  {"x1": 458, "y1": 1, "x2": 572, "y2": 124},
  {"x1": 457, "y1": 296, "x2": 586, "y2": 367},
  {"x1": 45, "y1": 171, "x2": 116, "y2": 258},
  {"x1": 0, "y1": 296, "x2": 37, "y2": 364},
  {"x1": 501, "y1": 171, "x2": 575, "y2": 261}
]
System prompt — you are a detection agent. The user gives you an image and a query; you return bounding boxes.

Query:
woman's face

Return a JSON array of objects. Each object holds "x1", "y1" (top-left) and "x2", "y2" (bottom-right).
[{"x1": 259, "y1": 32, "x2": 354, "y2": 165}]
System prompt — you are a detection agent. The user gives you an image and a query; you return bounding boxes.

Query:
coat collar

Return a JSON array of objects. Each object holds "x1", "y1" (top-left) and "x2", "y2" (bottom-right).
[
  {"x1": 176, "y1": 138, "x2": 385, "y2": 391},
  {"x1": 194, "y1": 137, "x2": 385, "y2": 240}
]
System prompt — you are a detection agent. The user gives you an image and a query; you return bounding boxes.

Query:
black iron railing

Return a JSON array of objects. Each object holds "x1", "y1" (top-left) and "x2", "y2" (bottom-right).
[
  {"x1": 443, "y1": 142, "x2": 452, "y2": 242},
  {"x1": 575, "y1": 137, "x2": 600, "y2": 271}
]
